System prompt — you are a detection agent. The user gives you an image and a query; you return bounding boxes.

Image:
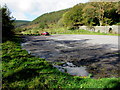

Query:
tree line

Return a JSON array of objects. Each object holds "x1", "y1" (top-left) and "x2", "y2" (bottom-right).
[{"x1": 61, "y1": 2, "x2": 120, "y2": 29}]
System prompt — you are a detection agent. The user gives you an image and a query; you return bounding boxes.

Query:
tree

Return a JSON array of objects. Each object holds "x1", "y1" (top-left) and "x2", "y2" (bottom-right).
[
  {"x1": 90, "y1": 2, "x2": 115, "y2": 26},
  {"x1": 62, "y1": 4, "x2": 84, "y2": 28},
  {"x1": 82, "y1": 4, "x2": 98, "y2": 26},
  {"x1": 82, "y1": 2, "x2": 118, "y2": 26},
  {"x1": 104, "y1": 3, "x2": 120, "y2": 25},
  {"x1": 1, "y1": 5, "x2": 15, "y2": 38}
]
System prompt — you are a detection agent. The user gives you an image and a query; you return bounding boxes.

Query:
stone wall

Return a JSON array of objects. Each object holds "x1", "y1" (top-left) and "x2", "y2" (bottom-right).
[{"x1": 79, "y1": 25, "x2": 120, "y2": 34}]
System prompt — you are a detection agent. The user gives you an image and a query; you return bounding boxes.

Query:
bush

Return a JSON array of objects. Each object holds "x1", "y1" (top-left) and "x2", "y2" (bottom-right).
[{"x1": 68, "y1": 26, "x2": 79, "y2": 30}]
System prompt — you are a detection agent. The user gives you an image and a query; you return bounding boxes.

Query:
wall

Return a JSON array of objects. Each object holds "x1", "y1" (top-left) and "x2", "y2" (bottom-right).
[{"x1": 79, "y1": 25, "x2": 120, "y2": 34}]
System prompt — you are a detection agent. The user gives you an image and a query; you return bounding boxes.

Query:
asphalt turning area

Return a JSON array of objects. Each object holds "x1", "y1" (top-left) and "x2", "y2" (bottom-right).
[{"x1": 21, "y1": 35, "x2": 120, "y2": 78}]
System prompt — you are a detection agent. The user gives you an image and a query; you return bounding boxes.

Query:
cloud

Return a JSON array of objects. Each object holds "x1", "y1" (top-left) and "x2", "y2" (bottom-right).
[
  {"x1": 12, "y1": 12, "x2": 29, "y2": 20},
  {"x1": 1, "y1": 0, "x2": 89, "y2": 21}
]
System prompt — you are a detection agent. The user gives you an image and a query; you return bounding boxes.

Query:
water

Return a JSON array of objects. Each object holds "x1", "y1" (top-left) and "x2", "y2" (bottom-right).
[{"x1": 53, "y1": 62, "x2": 89, "y2": 76}]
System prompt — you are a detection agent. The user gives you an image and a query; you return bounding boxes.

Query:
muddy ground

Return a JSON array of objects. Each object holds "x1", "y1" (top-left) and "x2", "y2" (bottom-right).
[{"x1": 21, "y1": 35, "x2": 120, "y2": 78}]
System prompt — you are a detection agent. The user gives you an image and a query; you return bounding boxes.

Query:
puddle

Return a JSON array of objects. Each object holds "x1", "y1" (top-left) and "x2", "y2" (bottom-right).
[
  {"x1": 64, "y1": 66, "x2": 89, "y2": 76},
  {"x1": 53, "y1": 62, "x2": 89, "y2": 76}
]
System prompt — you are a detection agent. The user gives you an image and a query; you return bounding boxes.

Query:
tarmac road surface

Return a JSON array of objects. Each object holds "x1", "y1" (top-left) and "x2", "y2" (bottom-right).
[{"x1": 21, "y1": 35, "x2": 120, "y2": 78}]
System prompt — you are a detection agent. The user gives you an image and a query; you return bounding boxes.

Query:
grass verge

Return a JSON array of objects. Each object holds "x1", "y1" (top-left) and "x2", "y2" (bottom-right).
[
  {"x1": 22, "y1": 28, "x2": 120, "y2": 36},
  {"x1": 2, "y1": 37, "x2": 120, "y2": 89}
]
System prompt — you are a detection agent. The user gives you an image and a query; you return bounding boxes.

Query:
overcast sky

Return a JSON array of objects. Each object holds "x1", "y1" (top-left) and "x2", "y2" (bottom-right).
[{"x1": 1, "y1": 0, "x2": 89, "y2": 21}]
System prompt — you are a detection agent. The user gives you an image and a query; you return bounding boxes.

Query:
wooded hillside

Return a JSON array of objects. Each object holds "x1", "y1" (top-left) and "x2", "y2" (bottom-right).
[
  {"x1": 20, "y1": 2, "x2": 120, "y2": 33},
  {"x1": 62, "y1": 2, "x2": 120, "y2": 28}
]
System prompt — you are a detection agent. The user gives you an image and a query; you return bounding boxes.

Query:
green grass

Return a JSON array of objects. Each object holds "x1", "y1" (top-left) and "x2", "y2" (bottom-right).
[
  {"x1": 2, "y1": 37, "x2": 120, "y2": 89},
  {"x1": 22, "y1": 27, "x2": 120, "y2": 36},
  {"x1": 56, "y1": 29, "x2": 119, "y2": 36}
]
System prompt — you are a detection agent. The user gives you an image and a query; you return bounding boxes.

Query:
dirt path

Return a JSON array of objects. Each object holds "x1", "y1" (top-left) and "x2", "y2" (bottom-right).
[{"x1": 21, "y1": 35, "x2": 120, "y2": 78}]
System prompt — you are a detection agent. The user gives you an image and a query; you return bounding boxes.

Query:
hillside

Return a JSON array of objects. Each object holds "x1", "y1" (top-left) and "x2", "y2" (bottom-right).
[
  {"x1": 15, "y1": 20, "x2": 31, "y2": 27},
  {"x1": 31, "y1": 9, "x2": 69, "y2": 25},
  {"x1": 23, "y1": 9, "x2": 69, "y2": 29},
  {"x1": 20, "y1": 2, "x2": 120, "y2": 35}
]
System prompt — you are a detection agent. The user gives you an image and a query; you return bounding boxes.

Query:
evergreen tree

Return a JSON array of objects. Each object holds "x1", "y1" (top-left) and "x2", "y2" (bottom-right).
[{"x1": 1, "y1": 5, "x2": 15, "y2": 39}]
